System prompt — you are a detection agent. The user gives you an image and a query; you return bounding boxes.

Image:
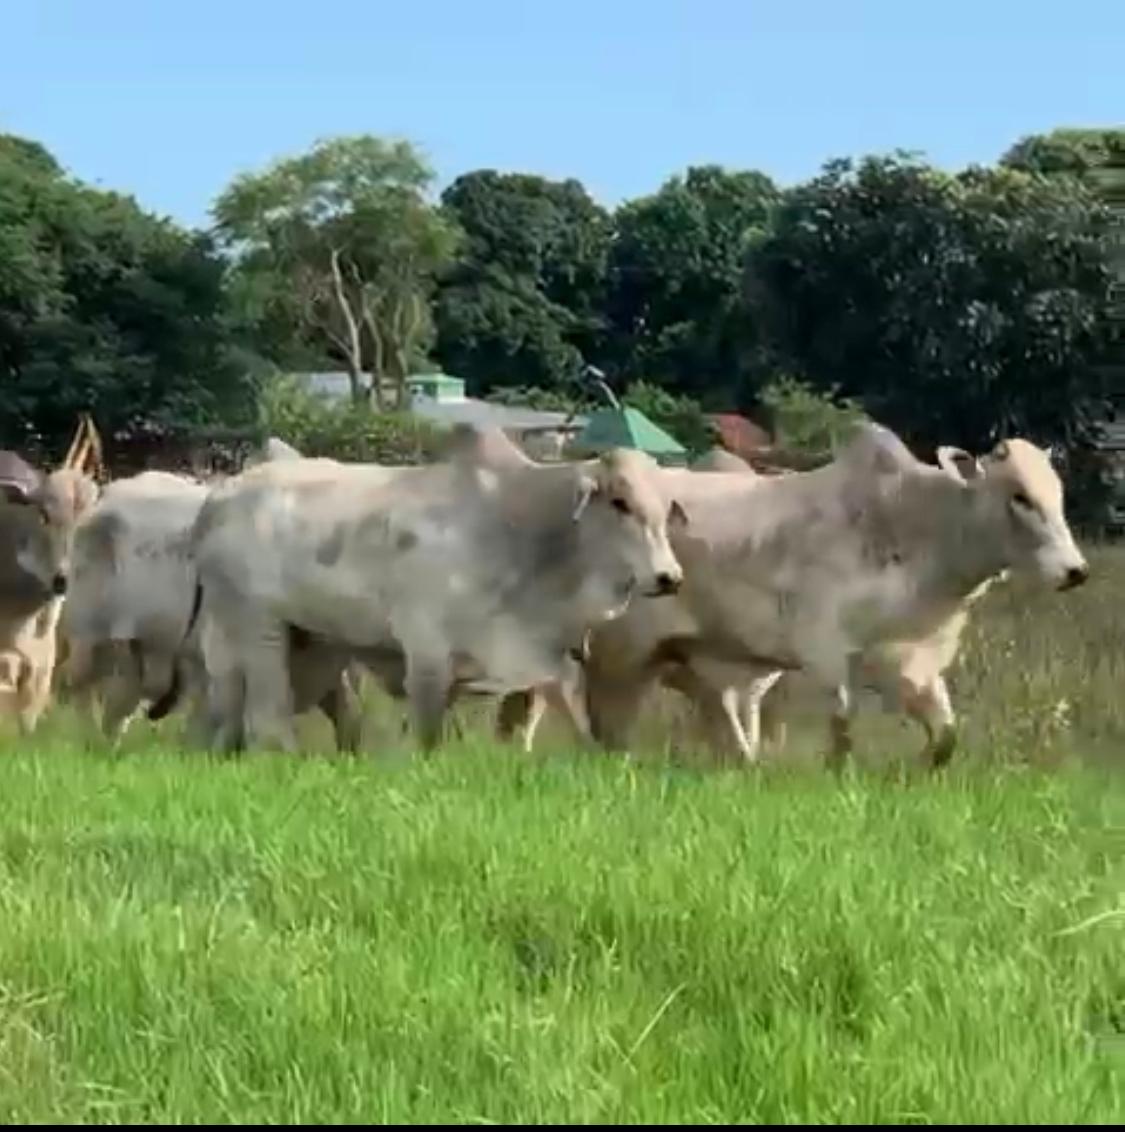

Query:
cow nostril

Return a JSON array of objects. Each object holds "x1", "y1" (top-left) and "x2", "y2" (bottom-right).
[
  {"x1": 51, "y1": 573, "x2": 68, "y2": 596},
  {"x1": 655, "y1": 572, "x2": 681, "y2": 595},
  {"x1": 1063, "y1": 565, "x2": 1089, "y2": 590}
]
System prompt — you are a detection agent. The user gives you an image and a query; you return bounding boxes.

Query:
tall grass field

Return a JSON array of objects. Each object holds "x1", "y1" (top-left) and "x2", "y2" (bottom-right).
[{"x1": 0, "y1": 548, "x2": 1122, "y2": 1122}]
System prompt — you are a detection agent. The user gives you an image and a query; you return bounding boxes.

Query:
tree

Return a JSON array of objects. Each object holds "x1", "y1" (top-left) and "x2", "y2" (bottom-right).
[
  {"x1": 434, "y1": 170, "x2": 612, "y2": 392},
  {"x1": 757, "y1": 376, "x2": 866, "y2": 455},
  {"x1": 214, "y1": 135, "x2": 461, "y2": 408},
  {"x1": 607, "y1": 164, "x2": 779, "y2": 405},
  {"x1": 0, "y1": 134, "x2": 252, "y2": 457},
  {"x1": 751, "y1": 153, "x2": 1112, "y2": 454},
  {"x1": 1001, "y1": 128, "x2": 1125, "y2": 179},
  {"x1": 435, "y1": 273, "x2": 585, "y2": 392}
]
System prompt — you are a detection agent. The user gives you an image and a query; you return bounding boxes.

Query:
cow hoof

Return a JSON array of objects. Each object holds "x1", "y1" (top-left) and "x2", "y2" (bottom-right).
[{"x1": 927, "y1": 729, "x2": 957, "y2": 770}]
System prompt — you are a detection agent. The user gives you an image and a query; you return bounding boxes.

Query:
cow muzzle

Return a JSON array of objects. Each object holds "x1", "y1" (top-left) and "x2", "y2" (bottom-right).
[
  {"x1": 1058, "y1": 563, "x2": 1089, "y2": 592},
  {"x1": 646, "y1": 571, "x2": 682, "y2": 597},
  {"x1": 51, "y1": 572, "x2": 69, "y2": 597}
]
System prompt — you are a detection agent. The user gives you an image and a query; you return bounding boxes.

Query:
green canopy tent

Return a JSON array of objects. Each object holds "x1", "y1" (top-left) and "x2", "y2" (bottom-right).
[{"x1": 569, "y1": 405, "x2": 688, "y2": 466}]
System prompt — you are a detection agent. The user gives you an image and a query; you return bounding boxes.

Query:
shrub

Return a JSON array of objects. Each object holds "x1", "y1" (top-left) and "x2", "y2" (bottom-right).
[
  {"x1": 758, "y1": 375, "x2": 867, "y2": 455},
  {"x1": 258, "y1": 375, "x2": 443, "y2": 465}
]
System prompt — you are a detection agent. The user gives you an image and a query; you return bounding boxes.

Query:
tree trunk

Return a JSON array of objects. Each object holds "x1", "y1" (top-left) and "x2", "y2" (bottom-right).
[
  {"x1": 328, "y1": 248, "x2": 367, "y2": 405},
  {"x1": 362, "y1": 306, "x2": 388, "y2": 411}
]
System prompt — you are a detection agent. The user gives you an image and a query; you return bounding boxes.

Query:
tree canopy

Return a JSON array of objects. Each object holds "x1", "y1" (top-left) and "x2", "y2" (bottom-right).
[
  {"x1": 607, "y1": 165, "x2": 779, "y2": 406},
  {"x1": 214, "y1": 135, "x2": 460, "y2": 408},
  {"x1": 750, "y1": 153, "x2": 1112, "y2": 453},
  {"x1": 0, "y1": 134, "x2": 251, "y2": 457},
  {"x1": 434, "y1": 171, "x2": 612, "y2": 392}
]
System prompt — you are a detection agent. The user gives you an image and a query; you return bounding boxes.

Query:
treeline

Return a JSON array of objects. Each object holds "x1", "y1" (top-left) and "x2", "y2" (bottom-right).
[{"x1": 1, "y1": 127, "x2": 1121, "y2": 473}]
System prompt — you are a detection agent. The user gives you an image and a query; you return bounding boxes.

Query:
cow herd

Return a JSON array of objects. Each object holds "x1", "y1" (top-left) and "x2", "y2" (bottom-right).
[{"x1": 0, "y1": 419, "x2": 1092, "y2": 771}]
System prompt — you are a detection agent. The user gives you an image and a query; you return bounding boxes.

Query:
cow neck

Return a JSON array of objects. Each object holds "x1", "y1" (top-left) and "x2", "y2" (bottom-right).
[
  {"x1": 913, "y1": 478, "x2": 1010, "y2": 604},
  {"x1": 490, "y1": 462, "x2": 620, "y2": 635}
]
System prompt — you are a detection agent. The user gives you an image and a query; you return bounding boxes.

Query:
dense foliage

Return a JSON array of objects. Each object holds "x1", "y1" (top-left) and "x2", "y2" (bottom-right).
[
  {"x1": 257, "y1": 374, "x2": 443, "y2": 465},
  {"x1": 750, "y1": 154, "x2": 1113, "y2": 454},
  {"x1": 0, "y1": 135, "x2": 254, "y2": 458}
]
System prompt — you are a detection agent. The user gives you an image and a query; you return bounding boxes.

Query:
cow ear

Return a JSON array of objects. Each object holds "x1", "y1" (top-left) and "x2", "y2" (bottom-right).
[
  {"x1": 936, "y1": 446, "x2": 984, "y2": 485},
  {"x1": 667, "y1": 499, "x2": 689, "y2": 532},
  {"x1": 34, "y1": 469, "x2": 99, "y2": 526},
  {"x1": 571, "y1": 472, "x2": 598, "y2": 521}
]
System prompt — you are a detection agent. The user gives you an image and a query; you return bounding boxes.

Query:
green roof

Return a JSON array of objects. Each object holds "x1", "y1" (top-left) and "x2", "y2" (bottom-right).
[{"x1": 573, "y1": 406, "x2": 687, "y2": 460}]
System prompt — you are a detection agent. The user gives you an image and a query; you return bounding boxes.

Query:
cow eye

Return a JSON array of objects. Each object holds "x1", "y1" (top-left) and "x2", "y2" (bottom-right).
[
  {"x1": 611, "y1": 498, "x2": 631, "y2": 516},
  {"x1": 1011, "y1": 491, "x2": 1032, "y2": 510}
]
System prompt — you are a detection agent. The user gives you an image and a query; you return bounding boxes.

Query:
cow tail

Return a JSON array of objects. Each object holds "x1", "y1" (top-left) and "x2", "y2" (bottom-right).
[{"x1": 146, "y1": 578, "x2": 205, "y2": 722}]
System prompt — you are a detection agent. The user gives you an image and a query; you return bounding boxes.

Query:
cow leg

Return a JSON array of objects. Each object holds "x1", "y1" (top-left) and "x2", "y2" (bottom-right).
[
  {"x1": 826, "y1": 683, "x2": 856, "y2": 773},
  {"x1": 901, "y1": 674, "x2": 957, "y2": 769},
  {"x1": 495, "y1": 688, "x2": 547, "y2": 751},
  {"x1": 657, "y1": 663, "x2": 749, "y2": 763},
  {"x1": 100, "y1": 660, "x2": 145, "y2": 745},
  {"x1": 204, "y1": 669, "x2": 246, "y2": 754},
  {"x1": 585, "y1": 674, "x2": 649, "y2": 753},
  {"x1": 181, "y1": 688, "x2": 213, "y2": 750},
  {"x1": 718, "y1": 685, "x2": 758, "y2": 763},
  {"x1": 59, "y1": 638, "x2": 98, "y2": 700},
  {"x1": 521, "y1": 690, "x2": 552, "y2": 751},
  {"x1": 197, "y1": 613, "x2": 248, "y2": 755},
  {"x1": 757, "y1": 677, "x2": 789, "y2": 753},
  {"x1": 17, "y1": 664, "x2": 52, "y2": 736},
  {"x1": 16, "y1": 630, "x2": 60, "y2": 737},
  {"x1": 737, "y1": 671, "x2": 786, "y2": 762},
  {"x1": 670, "y1": 660, "x2": 774, "y2": 765},
  {"x1": 318, "y1": 669, "x2": 363, "y2": 755},
  {"x1": 164, "y1": 653, "x2": 215, "y2": 752},
  {"x1": 495, "y1": 689, "x2": 534, "y2": 743},
  {"x1": 242, "y1": 622, "x2": 298, "y2": 753},
  {"x1": 290, "y1": 642, "x2": 362, "y2": 755},
  {"x1": 57, "y1": 638, "x2": 104, "y2": 730},
  {"x1": 404, "y1": 651, "x2": 453, "y2": 754},
  {"x1": 544, "y1": 665, "x2": 596, "y2": 751},
  {"x1": 514, "y1": 658, "x2": 595, "y2": 754},
  {"x1": 400, "y1": 703, "x2": 464, "y2": 742}
]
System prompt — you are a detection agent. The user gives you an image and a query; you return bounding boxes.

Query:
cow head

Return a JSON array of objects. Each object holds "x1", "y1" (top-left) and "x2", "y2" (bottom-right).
[
  {"x1": 936, "y1": 439, "x2": 1088, "y2": 591},
  {"x1": 0, "y1": 501, "x2": 69, "y2": 612},
  {"x1": 0, "y1": 470, "x2": 101, "y2": 608},
  {"x1": 572, "y1": 449, "x2": 686, "y2": 599}
]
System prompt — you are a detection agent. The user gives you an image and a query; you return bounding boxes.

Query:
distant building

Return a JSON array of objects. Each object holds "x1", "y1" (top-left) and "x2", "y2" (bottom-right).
[
  {"x1": 704, "y1": 412, "x2": 773, "y2": 461},
  {"x1": 297, "y1": 371, "x2": 587, "y2": 459},
  {"x1": 570, "y1": 406, "x2": 688, "y2": 466}
]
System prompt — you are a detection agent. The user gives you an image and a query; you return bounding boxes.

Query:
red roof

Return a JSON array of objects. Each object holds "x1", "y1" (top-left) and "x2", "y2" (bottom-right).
[{"x1": 705, "y1": 413, "x2": 772, "y2": 458}]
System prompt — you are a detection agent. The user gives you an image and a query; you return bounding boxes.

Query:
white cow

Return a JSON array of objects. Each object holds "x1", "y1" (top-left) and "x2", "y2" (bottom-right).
[
  {"x1": 61, "y1": 471, "x2": 209, "y2": 740},
  {"x1": 570, "y1": 424, "x2": 1089, "y2": 771},
  {"x1": 657, "y1": 443, "x2": 990, "y2": 765},
  {"x1": 0, "y1": 469, "x2": 99, "y2": 733},
  {"x1": 60, "y1": 461, "x2": 364, "y2": 751},
  {"x1": 183, "y1": 444, "x2": 686, "y2": 754}
]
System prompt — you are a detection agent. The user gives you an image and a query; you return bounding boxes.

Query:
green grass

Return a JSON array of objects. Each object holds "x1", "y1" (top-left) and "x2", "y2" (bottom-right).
[{"x1": 0, "y1": 547, "x2": 1122, "y2": 1122}]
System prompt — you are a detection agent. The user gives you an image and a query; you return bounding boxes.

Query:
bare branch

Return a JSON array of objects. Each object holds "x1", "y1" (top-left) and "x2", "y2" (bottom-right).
[
  {"x1": 329, "y1": 247, "x2": 365, "y2": 402},
  {"x1": 362, "y1": 305, "x2": 387, "y2": 410}
]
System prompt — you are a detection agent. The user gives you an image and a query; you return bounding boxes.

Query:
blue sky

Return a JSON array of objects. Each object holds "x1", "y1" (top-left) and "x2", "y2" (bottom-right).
[{"x1": 3, "y1": 1, "x2": 1121, "y2": 229}]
